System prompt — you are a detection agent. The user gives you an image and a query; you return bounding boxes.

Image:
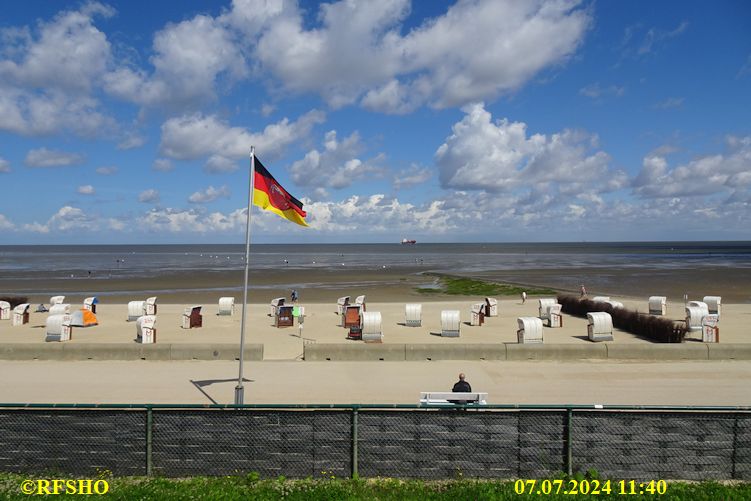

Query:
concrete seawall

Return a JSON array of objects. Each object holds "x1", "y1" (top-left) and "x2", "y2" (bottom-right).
[
  {"x1": 304, "y1": 343, "x2": 751, "y2": 361},
  {"x1": 0, "y1": 343, "x2": 264, "y2": 361}
]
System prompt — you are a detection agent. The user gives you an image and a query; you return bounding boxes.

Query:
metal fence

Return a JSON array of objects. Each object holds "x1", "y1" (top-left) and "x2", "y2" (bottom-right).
[{"x1": 0, "y1": 404, "x2": 749, "y2": 480}]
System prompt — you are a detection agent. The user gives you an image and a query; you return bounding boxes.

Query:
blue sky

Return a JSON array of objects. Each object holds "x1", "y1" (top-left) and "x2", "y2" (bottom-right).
[{"x1": 1, "y1": 0, "x2": 749, "y2": 244}]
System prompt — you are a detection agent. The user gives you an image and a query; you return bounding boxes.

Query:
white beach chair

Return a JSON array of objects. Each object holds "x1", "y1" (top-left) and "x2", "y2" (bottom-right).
[
  {"x1": 470, "y1": 303, "x2": 485, "y2": 326},
  {"x1": 336, "y1": 296, "x2": 350, "y2": 315},
  {"x1": 685, "y1": 305, "x2": 708, "y2": 333},
  {"x1": 355, "y1": 295, "x2": 366, "y2": 311},
  {"x1": 11, "y1": 303, "x2": 30, "y2": 326},
  {"x1": 0, "y1": 301, "x2": 10, "y2": 320},
  {"x1": 145, "y1": 296, "x2": 158, "y2": 315},
  {"x1": 546, "y1": 304, "x2": 563, "y2": 328},
  {"x1": 648, "y1": 296, "x2": 667, "y2": 316},
  {"x1": 269, "y1": 297, "x2": 285, "y2": 317},
  {"x1": 405, "y1": 303, "x2": 422, "y2": 327},
  {"x1": 604, "y1": 300, "x2": 624, "y2": 309},
  {"x1": 362, "y1": 311, "x2": 383, "y2": 343},
  {"x1": 83, "y1": 296, "x2": 98, "y2": 313},
  {"x1": 591, "y1": 296, "x2": 610, "y2": 303},
  {"x1": 703, "y1": 296, "x2": 721, "y2": 318},
  {"x1": 485, "y1": 297, "x2": 498, "y2": 317},
  {"x1": 517, "y1": 317, "x2": 544, "y2": 344},
  {"x1": 218, "y1": 297, "x2": 235, "y2": 316},
  {"x1": 50, "y1": 295, "x2": 65, "y2": 305},
  {"x1": 538, "y1": 298, "x2": 556, "y2": 320},
  {"x1": 440, "y1": 310, "x2": 460, "y2": 337},
  {"x1": 45, "y1": 314, "x2": 72, "y2": 342},
  {"x1": 688, "y1": 300, "x2": 708, "y2": 311},
  {"x1": 701, "y1": 314, "x2": 720, "y2": 343},
  {"x1": 137, "y1": 315, "x2": 157, "y2": 344},
  {"x1": 587, "y1": 312, "x2": 613, "y2": 342},
  {"x1": 127, "y1": 301, "x2": 145, "y2": 321},
  {"x1": 49, "y1": 303, "x2": 71, "y2": 316}
]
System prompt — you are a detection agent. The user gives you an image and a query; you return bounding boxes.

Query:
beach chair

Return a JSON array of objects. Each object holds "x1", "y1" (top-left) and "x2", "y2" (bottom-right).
[
  {"x1": 685, "y1": 305, "x2": 709, "y2": 333},
  {"x1": 440, "y1": 310, "x2": 460, "y2": 337},
  {"x1": 701, "y1": 314, "x2": 720, "y2": 342},
  {"x1": 538, "y1": 298, "x2": 556, "y2": 320},
  {"x1": 355, "y1": 295, "x2": 366, "y2": 311},
  {"x1": 405, "y1": 303, "x2": 422, "y2": 327},
  {"x1": 275, "y1": 305, "x2": 294, "y2": 327},
  {"x1": 45, "y1": 314, "x2": 72, "y2": 342},
  {"x1": 127, "y1": 301, "x2": 145, "y2": 321},
  {"x1": 688, "y1": 300, "x2": 708, "y2": 311},
  {"x1": 49, "y1": 303, "x2": 71, "y2": 316},
  {"x1": 182, "y1": 306, "x2": 203, "y2": 329},
  {"x1": 587, "y1": 312, "x2": 613, "y2": 342},
  {"x1": 470, "y1": 303, "x2": 485, "y2": 326},
  {"x1": 218, "y1": 297, "x2": 235, "y2": 316},
  {"x1": 485, "y1": 297, "x2": 498, "y2": 317},
  {"x1": 343, "y1": 305, "x2": 362, "y2": 328},
  {"x1": 145, "y1": 296, "x2": 158, "y2": 315},
  {"x1": 0, "y1": 301, "x2": 10, "y2": 320},
  {"x1": 604, "y1": 300, "x2": 624, "y2": 309},
  {"x1": 50, "y1": 295, "x2": 65, "y2": 305},
  {"x1": 591, "y1": 296, "x2": 610, "y2": 303},
  {"x1": 269, "y1": 297, "x2": 285, "y2": 317},
  {"x1": 336, "y1": 296, "x2": 350, "y2": 315},
  {"x1": 546, "y1": 304, "x2": 563, "y2": 328},
  {"x1": 83, "y1": 296, "x2": 98, "y2": 313},
  {"x1": 11, "y1": 303, "x2": 30, "y2": 326},
  {"x1": 703, "y1": 296, "x2": 721, "y2": 318},
  {"x1": 517, "y1": 317, "x2": 544, "y2": 344},
  {"x1": 648, "y1": 296, "x2": 667, "y2": 316},
  {"x1": 362, "y1": 311, "x2": 383, "y2": 343},
  {"x1": 136, "y1": 315, "x2": 157, "y2": 344}
]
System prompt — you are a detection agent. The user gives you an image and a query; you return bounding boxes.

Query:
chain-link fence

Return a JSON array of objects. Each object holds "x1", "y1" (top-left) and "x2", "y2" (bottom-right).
[{"x1": 0, "y1": 404, "x2": 748, "y2": 480}]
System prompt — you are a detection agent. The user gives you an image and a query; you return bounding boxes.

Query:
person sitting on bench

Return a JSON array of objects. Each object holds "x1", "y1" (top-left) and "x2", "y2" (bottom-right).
[{"x1": 449, "y1": 373, "x2": 472, "y2": 404}]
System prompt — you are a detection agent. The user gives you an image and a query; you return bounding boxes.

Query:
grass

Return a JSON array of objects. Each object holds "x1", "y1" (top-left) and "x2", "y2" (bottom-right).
[
  {"x1": 416, "y1": 275, "x2": 556, "y2": 297},
  {"x1": 0, "y1": 473, "x2": 749, "y2": 500}
]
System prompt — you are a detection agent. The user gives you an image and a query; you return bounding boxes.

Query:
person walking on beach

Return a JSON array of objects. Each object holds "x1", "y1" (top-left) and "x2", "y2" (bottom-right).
[
  {"x1": 290, "y1": 289, "x2": 299, "y2": 303},
  {"x1": 452, "y1": 373, "x2": 471, "y2": 393},
  {"x1": 521, "y1": 291, "x2": 527, "y2": 304},
  {"x1": 580, "y1": 284, "x2": 587, "y2": 298}
]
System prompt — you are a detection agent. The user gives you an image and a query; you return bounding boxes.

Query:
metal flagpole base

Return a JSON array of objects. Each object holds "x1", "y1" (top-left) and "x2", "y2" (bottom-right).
[{"x1": 234, "y1": 385, "x2": 244, "y2": 405}]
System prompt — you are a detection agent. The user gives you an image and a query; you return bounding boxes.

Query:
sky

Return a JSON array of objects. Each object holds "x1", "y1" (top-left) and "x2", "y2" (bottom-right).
[{"x1": 0, "y1": 0, "x2": 749, "y2": 244}]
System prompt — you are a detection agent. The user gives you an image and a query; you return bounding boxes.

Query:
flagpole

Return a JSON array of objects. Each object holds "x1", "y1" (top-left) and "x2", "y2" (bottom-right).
[{"x1": 235, "y1": 146, "x2": 255, "y2": 405}]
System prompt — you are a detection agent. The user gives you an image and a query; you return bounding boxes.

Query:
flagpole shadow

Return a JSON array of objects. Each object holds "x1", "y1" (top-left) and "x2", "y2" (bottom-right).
[{"x1": 190, "y1": 378, "x2": 252, "y2": 405}]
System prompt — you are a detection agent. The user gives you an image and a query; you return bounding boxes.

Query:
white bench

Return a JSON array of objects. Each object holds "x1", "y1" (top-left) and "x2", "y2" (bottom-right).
[{"x1": 419, "y1": 392, "x2": 488, "y2": 405}]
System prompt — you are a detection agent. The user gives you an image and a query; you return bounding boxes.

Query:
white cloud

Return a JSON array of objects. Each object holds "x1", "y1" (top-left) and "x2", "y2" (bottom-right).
[
  {"x1": 153, "y1": 158, "x2": 173, "y2": 172},
  {"x1": 160, "y1": 109, "x2": 325, "y2": 163},
  {"x1": 0, "y1": 157, "x2": 11, "y2": 173},
  {"x1": 24, "y1": 148, "x2": 84, "y2": 167},
  {"x1": 0, "y1": 214, "x2": 14, "y2": 230},
  {"x1": 637, "y1": 21, "x2": 688, "y2": 55},
  {"x1": 23, "y1": 205, "x2": 95, "y2": 233},
  {"x1": 138, "y1": 207, "x2": 247, "y2": 233},
  {"x1": 138, "y1": 189, "x2": 160, "y2": 204},
  {"x1": 633, "y1": 136, "x2": 751, "y2": 198},
  {"x1": 96, "y1": 165, "x2": 118, "y2": 175},
  {"x1": 188, "y1": 185, "x2": 231, "y2": 203},
  {"x1": 0, "y1": 3, "x2": 116, "y2": 136},
  {"x1": 103, "y1": 13, "x2": 247, "y2": 109},
  {"x1": 77, "y1": 185, "x2": 95, "y2": 195},
  {"x1": 117, "y1": 133, "x2": 146, "y2": 150},
  {"x1": 653, "y1": 97, "x2": 684, "y2": 110},
  {"x1": 254, "y1": 0, "x2": 590, "y2": 110},
  {"x1": 579, "y1": 82, "x2": 625, "y2": 99},
  {"x1": 393, "y1": 164, "x2": 432, "y2": 190},
  {"x1": 204, "y1": 154, "x2": 239, "y2": 174},
  {"x1": 435, "y1": 103, "x2": 626, "y2": 195},
  {"x1": 290, "y1": 130, "x2": 385, "y2": 190}
]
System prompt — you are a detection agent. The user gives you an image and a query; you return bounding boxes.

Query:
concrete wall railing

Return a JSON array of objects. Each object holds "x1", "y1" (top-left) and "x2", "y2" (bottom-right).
[{"x1": 0, "y1": 343, "x2": 263, "y2": 361}]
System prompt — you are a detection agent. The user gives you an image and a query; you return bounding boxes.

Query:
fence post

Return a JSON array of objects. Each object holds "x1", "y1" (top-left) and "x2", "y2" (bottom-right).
[
  {"x1": 731, "y1": 414, "x2": 739, "y2": 479},
  {"x1": 566, "y1": 408, "x2": 573, "y2": 476},
  {"x1": 351, "y1": 408, "x2": 359, "y2": 478},
  {"x1": 146, "y1": 406, "x2": 153, "y2": 476}
]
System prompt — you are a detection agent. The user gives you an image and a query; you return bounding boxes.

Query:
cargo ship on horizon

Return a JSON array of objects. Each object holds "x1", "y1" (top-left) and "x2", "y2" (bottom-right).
[{"x1": 401, "y1": 238, "x2": 417, "y2": 245}]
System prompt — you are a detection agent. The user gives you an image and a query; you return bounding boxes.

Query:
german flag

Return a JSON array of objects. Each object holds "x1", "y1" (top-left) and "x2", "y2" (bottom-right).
[{"x1": 253, "y1": 157, "x2": 309, "y2": 227}]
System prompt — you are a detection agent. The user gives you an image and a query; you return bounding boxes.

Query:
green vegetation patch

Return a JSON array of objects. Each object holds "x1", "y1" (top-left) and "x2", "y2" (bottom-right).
[
  {"x1": 416, "y1": 275, "x2": 556, "y2": 297},
  {"x1": 1, "y1": 473, "x2": 749, "y2": 500}
]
